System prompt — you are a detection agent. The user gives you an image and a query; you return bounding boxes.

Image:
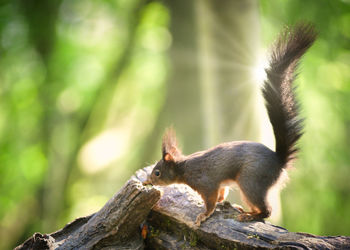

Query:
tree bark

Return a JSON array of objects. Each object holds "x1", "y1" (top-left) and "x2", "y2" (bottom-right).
[
  {"x1": 15, "y1": 166, "x2": 350, "y2": 249},
  {"x1": 15, "y1": 176, "x2": 161, "y2": 250}
]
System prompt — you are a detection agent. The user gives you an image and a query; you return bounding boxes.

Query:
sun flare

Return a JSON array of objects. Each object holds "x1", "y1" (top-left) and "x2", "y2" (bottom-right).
[{"x1": 252, "y1": 52, "x2": 269, "y2": 85}]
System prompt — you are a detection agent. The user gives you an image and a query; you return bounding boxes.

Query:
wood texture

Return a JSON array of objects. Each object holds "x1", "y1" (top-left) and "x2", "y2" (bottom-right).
[
  {"x1": 15, "y1": 177, "x2": 161, "y2": 249},
  {"x1": 15, "y1": 166, "x2": 350, "y2": 249}
]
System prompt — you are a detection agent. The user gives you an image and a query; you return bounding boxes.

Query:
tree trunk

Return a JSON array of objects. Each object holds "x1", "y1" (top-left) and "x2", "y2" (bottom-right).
[{"x1": 15, "y1": 166, "x2": 350, "y2": 249}]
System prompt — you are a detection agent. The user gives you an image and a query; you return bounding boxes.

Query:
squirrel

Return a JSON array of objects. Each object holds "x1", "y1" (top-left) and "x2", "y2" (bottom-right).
[{"x1": 147, "y1": 23, "x2": 317, "y2": 226}]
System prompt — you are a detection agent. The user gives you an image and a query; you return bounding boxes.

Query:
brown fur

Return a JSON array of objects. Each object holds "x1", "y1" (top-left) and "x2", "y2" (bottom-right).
[{"x1": 149, "y1": 23, "x2": 317, "y2": 226}]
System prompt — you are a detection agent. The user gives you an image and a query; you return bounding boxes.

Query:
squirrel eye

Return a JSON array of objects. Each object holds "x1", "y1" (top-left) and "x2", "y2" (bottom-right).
[{"x1": 154, "y1": 169, "x2": 161, "y2": 177}]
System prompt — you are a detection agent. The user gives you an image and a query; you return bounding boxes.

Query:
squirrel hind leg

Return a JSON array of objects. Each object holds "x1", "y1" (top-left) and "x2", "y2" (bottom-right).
[
  {"x1": 236, "y1": 193, "x2": 271, "y2": 222},
  {"x1": 236, "y1": 177, "x2": 272, "y2": 222}
]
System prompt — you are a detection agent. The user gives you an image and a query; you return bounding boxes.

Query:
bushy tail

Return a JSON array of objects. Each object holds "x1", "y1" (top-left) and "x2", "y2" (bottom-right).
[{"x1": 262, "y1": 23, "x2": 317, "y2": 166}]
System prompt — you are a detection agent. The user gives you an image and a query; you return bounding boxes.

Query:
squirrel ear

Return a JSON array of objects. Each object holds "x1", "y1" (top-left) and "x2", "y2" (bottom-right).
[
  {"x1": 164, "y1": 153, "x2": 174, "y2": 162},
  {"x1": 161, "y1": 127, "x2": 182, "y2": 161}
]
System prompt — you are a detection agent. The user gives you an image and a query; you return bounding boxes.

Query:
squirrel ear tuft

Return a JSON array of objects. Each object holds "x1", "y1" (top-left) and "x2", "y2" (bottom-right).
[
  {"x1": 161, "y1": 127, "x2": 182, "y2": 161},
  {"x1": 164, "y1": 153, "x2": 174, "y2": 162}
]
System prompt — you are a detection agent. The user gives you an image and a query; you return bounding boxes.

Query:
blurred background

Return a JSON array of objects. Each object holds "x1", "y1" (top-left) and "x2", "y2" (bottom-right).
[{"x1": 0, "y1": 0, "x2": 349, "y2": 248}]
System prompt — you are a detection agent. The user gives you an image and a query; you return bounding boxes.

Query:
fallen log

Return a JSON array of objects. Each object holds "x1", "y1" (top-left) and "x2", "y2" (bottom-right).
[
  {"x1": 15, "y1": 175, "x2": 161, "y2": 250},
  {"x1": 15, "y1": 166, "x2": 350, "y2": 249}
]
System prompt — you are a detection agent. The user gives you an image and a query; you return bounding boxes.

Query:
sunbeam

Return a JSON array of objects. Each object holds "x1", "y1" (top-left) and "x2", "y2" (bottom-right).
[{"x1": 252, "y1": 50, "x2": 269, "y2": 86}]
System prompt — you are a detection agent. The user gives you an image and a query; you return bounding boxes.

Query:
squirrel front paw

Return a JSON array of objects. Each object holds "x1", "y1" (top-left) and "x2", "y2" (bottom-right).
[{"x1": 195, "y1": 213, "x2": 207, "y2": 227}]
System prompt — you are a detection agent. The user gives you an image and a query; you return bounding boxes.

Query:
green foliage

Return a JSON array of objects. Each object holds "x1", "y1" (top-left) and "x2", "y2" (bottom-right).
[
  {"x1": 0, "y1": 0, "x2": 169, "y2": 248},
  {"x1": 260, "y1": 0, "x2": 350, "y2": 236}
]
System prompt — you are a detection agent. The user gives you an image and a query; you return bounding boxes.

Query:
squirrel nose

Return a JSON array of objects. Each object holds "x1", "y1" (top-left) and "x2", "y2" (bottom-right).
[
  {"x1": 142, "y1": 180, "x2": 151, "y2": 185},
  {"x1": 142, "y1": 176, "x2": 152, "y2": 185}
]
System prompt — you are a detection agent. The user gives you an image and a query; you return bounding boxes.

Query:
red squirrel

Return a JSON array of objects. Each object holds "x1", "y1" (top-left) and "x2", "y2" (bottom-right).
[{"x1": 147, "y1": 23, "x2": 317, "y2": 226}]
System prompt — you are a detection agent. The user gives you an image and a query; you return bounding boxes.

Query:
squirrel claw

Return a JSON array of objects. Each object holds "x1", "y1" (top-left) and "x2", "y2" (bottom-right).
[
  {"x1": 236, "y1": 212, "x2": 265, "y2": 222},
  {"x1": 195, "y1": 213, "x2": 207, "y2": 227},
  {"x1": 236, "y1": 213, "x2": 254, "y2": 222},
  {"x1": 232, "y1": 204, "x2": 244, "y2": 213}
]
